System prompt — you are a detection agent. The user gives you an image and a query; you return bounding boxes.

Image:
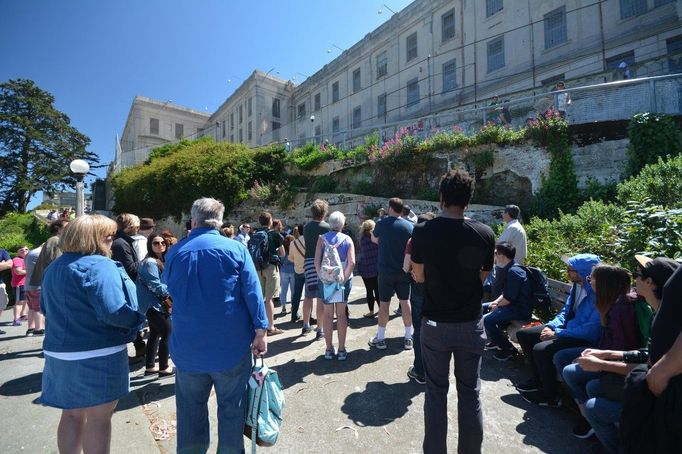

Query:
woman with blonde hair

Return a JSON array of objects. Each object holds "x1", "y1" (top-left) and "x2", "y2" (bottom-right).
[
  {"x1": 358, "y1": 219, "x2": 379, "y2": 318},
  {"x1": 40, "y1": 214, "x2": 146, "y2": 453}
]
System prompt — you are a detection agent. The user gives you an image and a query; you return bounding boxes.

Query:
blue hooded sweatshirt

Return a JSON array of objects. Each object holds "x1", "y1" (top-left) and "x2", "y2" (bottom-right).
[{"x1": 545, "y1": 253, "x2": 601, "y2": 344}]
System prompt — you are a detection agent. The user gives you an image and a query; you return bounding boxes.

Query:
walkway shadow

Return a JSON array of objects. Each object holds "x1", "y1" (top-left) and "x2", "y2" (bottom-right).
[
  {"x1": 0, "y1": 347, "x2": 44, "y2": 362},
  {"x1": 0, "y1": 371, "x2": 42, "y2": 396},
  {"x1": 341, "y1": 380, "x2": 422, "y2": 426},
  {"x1": 500, "y1": 393, "x2": 589, "y2": 453},
  {"x1": 274, "y1": 345, "x2": 403, "y2": 390},
  {"x1": 117, "y1": 379, "x2": 176, "y2": 411}
]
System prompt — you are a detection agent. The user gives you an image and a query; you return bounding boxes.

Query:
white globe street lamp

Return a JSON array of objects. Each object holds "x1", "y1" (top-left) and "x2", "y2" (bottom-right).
[{"x1": 69, "y1": 159, "x2": 90, "y2": 217}]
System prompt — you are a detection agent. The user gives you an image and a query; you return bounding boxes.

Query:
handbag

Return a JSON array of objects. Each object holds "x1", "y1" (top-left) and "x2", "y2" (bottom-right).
[{"x1": 244, "y1": 355, "x2": 284, "y2": 453}]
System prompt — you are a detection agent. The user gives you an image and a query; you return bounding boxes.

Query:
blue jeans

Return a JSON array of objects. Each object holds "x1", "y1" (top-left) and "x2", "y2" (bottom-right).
[
  {"x1": 553, "y1": 346, "x2": 587, "y2": 385},
  {"x1": 175, "y1": 353, "x2": 252, "y2": 454},
  {"x1": 291, "y1": 273, "x2": 305, "y2": 320},
  {"x1": 279, "y1": 272, "x2": 294, "y2": 306},
  {"x1": 482, "y1": 304, "x2": 530, "y2": 351},
  {"x1": 562, "y1": 361, "x2": 601, "y2": 404},
  {"x1": 410, "y1": 284, "x2": 424, "y2": 376},
  {"x1": 584, "y1": 381, "x2": 622, "y2": 454}
]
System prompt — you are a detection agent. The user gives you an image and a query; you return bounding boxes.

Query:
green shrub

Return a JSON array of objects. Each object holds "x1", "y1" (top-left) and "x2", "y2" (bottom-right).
[
  {"x1": 615, "y1": 200, "x2": 682, "y2": 261},
  {"x1": 417, "y1": 128, "x2": 470, "y2": 152},
  {"x1": 287, "y1": 142, "x2": 333, "y2": 170},
  {"x1": 112, "y1": 140, "x2": 285, "y2": 220},
  {"x1": 580, "y1": 178, "x2": 618, "y2": 205},
  {"x1": 0, "y1": 212, "x2": 48, "y2": 251},
  {"x1": 626, "y1": 113, "x2": 681, "y2": 176},
  {"x1": 472, "y1": 123, "x2": 526, "y2": 146},
  {"x1": 309, "y1": 175, "x2": 336, "y2": 193},
  {"x1": 617, "y1": 154, "x2": 682, "y2": 209}
]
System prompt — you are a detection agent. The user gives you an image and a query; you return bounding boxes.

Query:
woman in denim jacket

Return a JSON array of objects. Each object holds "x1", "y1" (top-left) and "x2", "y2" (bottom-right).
[
  {"x1": 136, "y1": 233, "x2": 174, "y2": 377},
  {"x1": 40, "y1": 215, "x2": 146, "y2": 453}
]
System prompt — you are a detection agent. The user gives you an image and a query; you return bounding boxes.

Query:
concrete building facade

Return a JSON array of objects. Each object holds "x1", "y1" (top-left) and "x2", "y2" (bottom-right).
[{"x1": 115, "y1": 0, "x2": 682, "y2": 169}]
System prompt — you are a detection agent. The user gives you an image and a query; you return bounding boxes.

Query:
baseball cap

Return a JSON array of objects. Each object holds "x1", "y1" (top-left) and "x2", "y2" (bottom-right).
[{"x1": 635, "y1": 255, "x2": 680, "y2": 288}]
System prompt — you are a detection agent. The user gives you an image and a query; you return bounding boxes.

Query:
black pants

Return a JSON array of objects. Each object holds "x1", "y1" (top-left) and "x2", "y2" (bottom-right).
[
  {"x1": 133, "y1": 331, "x2": 146, "y2": 355},
  {"x1": 361, "y1": 276, "x2": 379, "y2": 312},
  {"x1": 146, "y1": 308, "x2": 172, "y2": 370},
  {"x1": 516, "y1": 324, "x2": 593, "y2": 399}
]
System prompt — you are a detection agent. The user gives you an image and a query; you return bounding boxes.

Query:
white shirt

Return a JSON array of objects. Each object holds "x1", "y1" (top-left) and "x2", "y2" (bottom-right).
[
  {"x1": 131, "y1": 234, "x2": 147, "y2": 263},
  {"x1": 498, "y1": 219, "x2": 528, "y2": 265}
]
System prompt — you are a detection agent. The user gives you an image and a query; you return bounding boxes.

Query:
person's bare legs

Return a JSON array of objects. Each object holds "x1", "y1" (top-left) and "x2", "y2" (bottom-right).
[
  {"x1": 315, "y1": 298, "x2": 324, "y2": 328},
  {"x1": 82, "y1": 400, "x2": 118, "y2": 454},
  {"x1": 27, "y1": 309, "x2": 37, "y2": 330},
  {"x1": 265, "y1": 298, "x2": 275, "y2": 329},
  {"x1": 399, "y1": 298, "x2": 413, "y2": 329},
  {"x1": 323, "y1": 304, "x2": 334, "y2": 350},
  {"x1": 13, "y1": 300, "x2": 26, "y2": 321},
  {"x1": 34, "y1": 311, "x2": 45, "y2": 331},
  {"x1": 302, "y1": 296, "x2": 313, "y2": 324},
  {"x1": 58, "y1": 408, "x2": 86, "y2": 454},
  {"x1": 336, "y1": 303, "x2": 348, "y2": 351},
  {"x1": 377, "y1": 301, "x2": 390, "y2": 331}
]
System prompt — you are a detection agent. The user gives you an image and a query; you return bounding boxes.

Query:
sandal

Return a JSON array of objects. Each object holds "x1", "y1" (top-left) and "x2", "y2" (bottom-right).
[
  {"x1": 267, "y1": 328, "x2": 284, "y2": 336},
  {"x1": 363, "y1": 312, "x2": 376, "y2": 318}
]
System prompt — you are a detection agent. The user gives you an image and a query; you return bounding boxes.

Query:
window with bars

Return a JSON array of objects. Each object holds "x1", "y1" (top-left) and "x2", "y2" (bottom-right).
[
  {"x1": 353, "y1": 68, "x2": 361, "y2": 93},
  {"x1": 667, "y1": 35, "x2": 682, "y2": 73},
  {"x1": 487, "y1": 36, "x2": 505, "y2": 73},
  {"x1": 376, "y1": 51, "x2": 388, "y2": 79},
  {"x1": 314, "y1": 93, "x2": 321, "y2": 111},
  {"x1": 377, "y1": 93, "x2": 387, "y2": 117},
  {"x1": 230, "y1": 113, "x2": 234, "y2": 129},
  {"x1": 221, "y1": 121, "x2": 225, "y2": 138},
  {"x1": 175, "y1": 123, "x2": 184, "y2": 140},
  {"x1": 406, "y1": 32, "x2": 418, "y2": 62},
  {"x1": 149, "y1": 118, "x2": 159, "y2": 135},
  {"x1": 239, "y1": 105, "x2": 243, "y2": 123},
  {"x1": 544, "y1": 6, "x2": 567, "y2": 49},
  {"x1": 406, "y1": 78, "x2": 420, "y2": 108},
  {"x1": 441, "y1": 9, "x2": 455, "y2": 42},
  {"x1": 332, "y1": 116, "x2": 340, "y2": 133},
  {"x1": 352, "y1": 106, "x2": 362, "y2": 129},
  {"x1": 272, "y1": 121, "x2": 281, "y2": 130},
  {"x1": 297, "y1": 103, "x2": 306, "y2": 118},
  {"x1": 332, "y1": 81, "x2": 339, "y2": 103},
  {"x1": 248, "y1": 98, "x2": 252, "y2": 117},
  {"x1": 314, "y1": 125, "x2": 321, "y2": 138},
  {"x1": 486, "y1": 0, "x2": 503, "y2": 17},
  {"x1": 442, "y1": 59, "x2": 457, "y2": 92},
  {"x1": 620, "y1": 0, "x2": 647, "y2": 19},
  {"x1": 239, "y1": 129, "x2": 243, "y2": 142},
  {"x1": 272, "y1": 98, "x2": 280, "y2": 118}
]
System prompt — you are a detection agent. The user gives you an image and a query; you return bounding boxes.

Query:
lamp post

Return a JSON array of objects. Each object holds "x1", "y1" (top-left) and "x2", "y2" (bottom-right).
[{"x1": 69, "y1": 159, "x2": 89, "y2": 217}]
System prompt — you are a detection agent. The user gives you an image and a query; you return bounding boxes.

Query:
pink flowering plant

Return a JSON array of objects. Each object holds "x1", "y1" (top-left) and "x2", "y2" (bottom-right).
[{"x1": 526, "y1": 109, "x2": 568, "y2": 147}]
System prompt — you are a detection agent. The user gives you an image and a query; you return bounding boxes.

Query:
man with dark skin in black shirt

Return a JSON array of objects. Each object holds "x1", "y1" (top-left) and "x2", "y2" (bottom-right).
[{"x1": 411, "y1": 169, "x2": 495, "y2": 454}]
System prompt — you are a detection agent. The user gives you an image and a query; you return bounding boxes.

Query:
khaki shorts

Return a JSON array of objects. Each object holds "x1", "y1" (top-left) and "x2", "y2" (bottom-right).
[
  {"x1": 258, "y1": 264, "x2": 280, "y2": 301},
  {"x1": 26, "y1": 289, "x2": 42, "y2": 312}
]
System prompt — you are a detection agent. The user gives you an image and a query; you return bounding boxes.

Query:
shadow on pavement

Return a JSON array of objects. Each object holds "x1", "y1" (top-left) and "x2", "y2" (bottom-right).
[
  {"x1": 117, "y1": 379, "x2": 176, "y2": 412},
  {"x1": 0, "y1": 371, "x2": 42, "y2": 396},
  {"x1": 273, "y1": 344, "x2": 404, "y2": 390},
  {"x1": 341, "y1": 380, "x2": 422, "y2": 426},
  {"x1": 0, "y1": 347, "x2": 44, "y2": 362}
]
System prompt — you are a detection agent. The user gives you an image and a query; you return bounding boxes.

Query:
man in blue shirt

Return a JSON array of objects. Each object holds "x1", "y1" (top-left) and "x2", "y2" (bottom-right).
[
  {"x1": 369, "y1": 197, "x2": 414, "y2": 351},
  {"x1": 163, "y1": 197, "x2": 269, "y2": 453},
  {"x1": 482, "y1": 241, "x2": 532, "y2": 361}
]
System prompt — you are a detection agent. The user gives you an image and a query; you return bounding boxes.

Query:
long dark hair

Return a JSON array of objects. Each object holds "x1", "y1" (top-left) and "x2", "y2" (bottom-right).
[
  {"x1": 146, "y1": 233, "x2": 166, "y2": 272},
  {"x1": 592, "y1": 265, "x2": 631, "y2": 326}
]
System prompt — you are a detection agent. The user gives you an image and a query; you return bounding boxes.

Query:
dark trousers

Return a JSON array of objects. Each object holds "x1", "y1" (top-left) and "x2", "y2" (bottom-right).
[
  {"x1": 361, "y1": 276, "x2": 379, "y2": 312},
  {"x1": 133, "y1": 331, "x2": 146, "y2": 355},
  {"x1": 291, "y1": 272, "x2": 305, "y2": 321},
  {"x1": 411, "y1": 285, "x2": 425, "y2": 376},
  {"x1": 516, "y1": 325, "x2": 593, "y2": 398},
  {"x1": 421, "y1": 317, "x2": 486, "y2": 454},
  {"x1": 146, "y1": 309, "x2": 172, "y2": 370}
]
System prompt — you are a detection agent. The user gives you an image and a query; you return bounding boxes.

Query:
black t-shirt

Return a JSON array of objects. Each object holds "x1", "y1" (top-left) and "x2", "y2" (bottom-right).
[
  {"x1": 649, "y1": 266, "x2": 682, "y2": 365},
  {"x1": 411, "y1": 217, "x2": 495, "y2": 323}
]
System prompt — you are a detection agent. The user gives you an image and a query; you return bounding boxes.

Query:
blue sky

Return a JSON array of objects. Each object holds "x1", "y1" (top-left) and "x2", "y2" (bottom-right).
[{"x1": 0, "y1": 0, "x2": 412, "y2": 207}]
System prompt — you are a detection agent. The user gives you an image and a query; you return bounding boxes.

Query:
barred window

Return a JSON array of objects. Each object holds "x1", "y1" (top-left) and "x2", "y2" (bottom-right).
[
  {"x1": 406, "y1": 32, "x2": 418, "y2": 62},
  {"x1": 487, "y1": 37, "x2": 505, "y2": 73},
  {"x1": 441, "y1": 9, "x2": 455, "y2": 42},
  {"x1": 352, "y1": 106, "x2": 362, "y2": 129},
  {"x1": 149, "y1": 118, "x2": 159, "y2": 135},
  {"x1": 377, "y1": 93, "x2": 387, "y2": 117},
  {"x1": 406, "y1": 78, "x2": 420, "y2": 108},
  {"x1": 486, "y1": 0, "x2": 503, "y2": 17},
  {"x1": 620, "y1": 0, "x2": 647, "y2": 19},
  {"x1": 442, "y1": 59, "x2": 457, "y2": 92},
  {"x1": 544, "y1": 7, "x2": 567, "y2": 49},
  {"x1": 332, "y1": 81, "x2": 339, "y2": 103},
  {"x1": 376, "y1": 51, "x2": 388, "y2": 79}
]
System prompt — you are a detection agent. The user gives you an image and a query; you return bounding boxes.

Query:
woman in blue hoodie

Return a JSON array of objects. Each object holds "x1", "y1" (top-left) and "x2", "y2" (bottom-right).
[
  {"x1": 516, "y1": 253, "x2": 602, "y2": 407},
  {"x1": 40, "y1": 215, "x2": 146, "y2": 453}
]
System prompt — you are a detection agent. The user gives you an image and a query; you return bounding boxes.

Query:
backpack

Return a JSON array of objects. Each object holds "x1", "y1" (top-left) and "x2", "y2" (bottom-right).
[
  {"x1": 244, "y1": 356, "x2": 284, "y2": 452},
  {"x1": 318, "y1": 237, "x2": 345, "y2": 284},
  {"x1": 517, "y1": 265, "x2": 552, "y2": 311},
  {"x1": 248, "y1": 230, "x2": 271, "y2": 270}
]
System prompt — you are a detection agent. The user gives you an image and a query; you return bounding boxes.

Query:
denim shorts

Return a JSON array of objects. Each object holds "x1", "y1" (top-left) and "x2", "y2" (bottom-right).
[
  {"x1": 14, "y1": 285, "x2": 26, "y2": 302},
  {"x1": 40, "y1": 349, "x2": 129, "y2": 409},
  {"x1": 378, "y1": 272, "x2": 411, "y2": 302}
]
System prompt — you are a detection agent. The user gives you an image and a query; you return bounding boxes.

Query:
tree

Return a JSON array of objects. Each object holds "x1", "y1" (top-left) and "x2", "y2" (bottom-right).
[{"x1": 0, "y1": 79, "x2": 98, "y2": 214}]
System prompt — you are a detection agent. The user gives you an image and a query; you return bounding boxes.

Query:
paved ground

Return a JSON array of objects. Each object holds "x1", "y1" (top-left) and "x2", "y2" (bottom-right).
[{"x1": 0, "y1": 276, "x2": 598, "y2": 453}]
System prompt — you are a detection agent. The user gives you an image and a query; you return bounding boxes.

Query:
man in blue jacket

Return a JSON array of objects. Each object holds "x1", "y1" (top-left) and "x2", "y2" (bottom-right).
[
  {"x1": 163, "y1": 197, "x2": 269, "y2": 453},
  {"x1": 515, "y1": 253, "x2": 601, "y2": 406}
]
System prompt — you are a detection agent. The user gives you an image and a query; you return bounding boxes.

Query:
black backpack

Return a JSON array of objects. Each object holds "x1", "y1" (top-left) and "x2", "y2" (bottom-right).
[
  {"x1": 517, "y1": 265, "x2": 552, "y2": 311},
  {"x1": 248, "y1": 230, "x2": 271, "y2": 270}
]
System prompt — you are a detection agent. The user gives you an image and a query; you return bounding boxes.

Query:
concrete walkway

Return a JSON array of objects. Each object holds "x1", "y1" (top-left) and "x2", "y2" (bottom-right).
[{"x1": 0, "y1": 276, "x2": 596, "y2": 453}]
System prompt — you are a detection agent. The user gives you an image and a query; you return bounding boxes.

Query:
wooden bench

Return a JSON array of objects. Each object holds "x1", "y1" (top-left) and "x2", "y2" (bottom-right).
[{"x1": 506, "y1": 278, "x2": 572, "y2": 343}]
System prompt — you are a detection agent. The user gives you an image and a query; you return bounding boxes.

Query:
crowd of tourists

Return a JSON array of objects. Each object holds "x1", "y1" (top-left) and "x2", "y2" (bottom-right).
[{"x1": 0, "y1": 168, "x2": 680, "y2": 453}]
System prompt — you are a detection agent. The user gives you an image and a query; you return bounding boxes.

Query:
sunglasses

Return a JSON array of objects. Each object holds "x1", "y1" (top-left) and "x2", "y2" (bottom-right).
[{"x1": 152, "y1": 241, "x2": 166, "y2": 246}]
